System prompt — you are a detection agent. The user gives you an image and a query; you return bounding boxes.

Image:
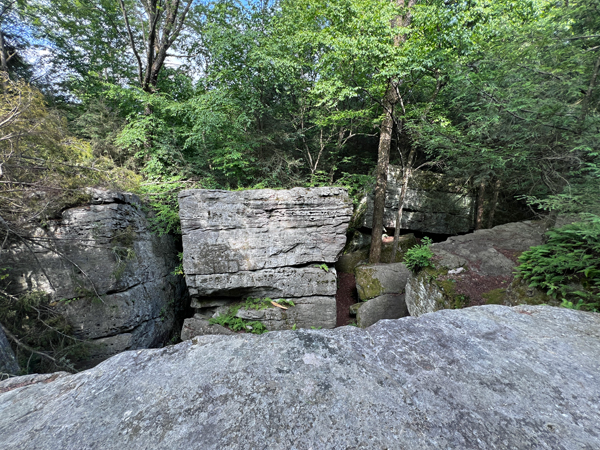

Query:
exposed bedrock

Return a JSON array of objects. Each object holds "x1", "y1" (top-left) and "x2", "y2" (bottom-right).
[
  {"x1": 405, "y1": 220, "x2": 553, "y2": 317},
  {"x1": 354, "y1": 166, "x2": 475, "y2": 234},
  {"x1": 1, "y1": 305, "x2": 599, "y2": 449},
  {"x1": 178, "y1": 187, "x2": 352, "y2": 334},
  {"x1": 2, "y1": 189, "x2": 186, "y2": 367}
]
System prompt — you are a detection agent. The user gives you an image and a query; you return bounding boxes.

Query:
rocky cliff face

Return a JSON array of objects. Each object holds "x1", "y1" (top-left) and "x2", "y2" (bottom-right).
[
  {"x1": 355, "y1": 167, "x2": 475, "y2": 234},
  {"x1": 2, "y1": 189, "x2": 186, "y2": 368},
  {"x1": 179, "y1": 187, "x2": 352, "y2": 333},
  {"x1": 1, "y1": 305, "x2": 599, "y2": 449}
]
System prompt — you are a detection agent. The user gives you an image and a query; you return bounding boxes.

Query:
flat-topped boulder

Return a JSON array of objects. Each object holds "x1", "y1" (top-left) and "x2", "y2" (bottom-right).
[
  {"x1": 179, "y1": 187, "x2": 352, "y2": 275},
  {"x1": 179, "y1": 187, "x2": 352, "y2": 334},
  {"x1": 2, "y1": 305, "x2": 599, "y2": 449},
  {"x1": 186, "y1": 266, "x2": 337, "y2": 299}
]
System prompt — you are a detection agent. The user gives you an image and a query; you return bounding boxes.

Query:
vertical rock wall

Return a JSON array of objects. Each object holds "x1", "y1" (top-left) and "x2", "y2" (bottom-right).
[
  {"x1": 356, "y1": 167, "x2": 475, "y2": 234},
  {"x1": 179, "y1": 187, "x2": 352, "y2": 334},
  {"x1": 2, "y1": 189, "x2": 186, "y2": 368}
]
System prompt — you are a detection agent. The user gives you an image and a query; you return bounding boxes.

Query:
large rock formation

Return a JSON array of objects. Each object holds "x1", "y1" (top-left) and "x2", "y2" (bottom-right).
[
  {"x1": 355, "y1": 167, "x2": 474, "y2": 234},
  {"x1": 2, "y1": 189, "x2": 185, "y2": 367},
  {"x1": 405, "y1": 220, "x2": 552, "y2": 317},
  {"x1": 1, "y1": 305, "x2": 599, "y2": 449},
  {"x1": 179, "y1": 187, "x2": 352, "y2": 332}
]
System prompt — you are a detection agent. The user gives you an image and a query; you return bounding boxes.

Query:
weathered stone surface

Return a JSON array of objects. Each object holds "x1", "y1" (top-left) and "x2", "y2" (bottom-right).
[
  {"x1": 0, "y1": 327, "x2": 19, "y2": 376},
  {"x1": 2, "y1": 189, "x2": 185, "y2": 365},
  {"x1": 336, "y1": 235, "x2": 417, "y2": 274},
  {"x1": 179, "y1": 187, "x2": 352, "y2": 275},
  {"x1": 187, "y1": 266, "x2": 337, "y2": 298},
  {"x1": 2, "y1": 305, "x2": 600, "y2": 449},
  {"x1": 356, "y1": 167, "x2": 475, "y2": 234},
  {"x1": 355, "y1": 262, "x2": 411, "y2": 301},
  {"x1": 180, "y1": 317, "x2": 235, "y2": 341},
  {"x1": 236, "y1": 296, "x2": 337, "y2": 330},
  {"x1": 405, "y1": 220, "x2": 549, "y2": 317},
  {"x1": 356, "y1": 294, "x2": 408, "y2": 328},
  {"x1": 179, "y1": 187, "x2": 350, "y2": 332}
]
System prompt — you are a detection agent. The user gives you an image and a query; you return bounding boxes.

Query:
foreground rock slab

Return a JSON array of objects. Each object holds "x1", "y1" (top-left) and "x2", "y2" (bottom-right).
[{"x1": 2, "y1": 305, "x2": 599, "y2": 449}]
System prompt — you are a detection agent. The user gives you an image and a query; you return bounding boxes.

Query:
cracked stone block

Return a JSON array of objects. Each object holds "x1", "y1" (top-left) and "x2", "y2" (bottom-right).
[{"x1": 2, "y1": 189, "x2": 186, "y2": 367}]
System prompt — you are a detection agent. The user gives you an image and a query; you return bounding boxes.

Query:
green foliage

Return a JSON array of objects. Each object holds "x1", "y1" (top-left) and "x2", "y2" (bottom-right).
[
  {"x1": 208, "y1": 297, "x2": 296, "y2": 334},
  {"x1": 403, "y1": 237, "x2": 434, "y2": 273},
  {"x1": 0, "y1": 290, "x2": 88, "y2": 374},
  {"x1": 316, "y1": 264, "x2": 329, "y2": 272},
  {"x1": 172, "y1": 252, "x2": 185, "y2": 276},
  {"x1": 208, "y1": 301, "x2": 269, "y2": 335},
  {"x1": 516, "y1": 218, "x2": 600, "y2": 311}
]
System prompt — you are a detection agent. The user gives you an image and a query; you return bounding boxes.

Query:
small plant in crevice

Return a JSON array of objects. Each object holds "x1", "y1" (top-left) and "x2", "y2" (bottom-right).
[
  {"x1": 403, "y1": 236, "x2": 434, "y2": 273},
  {"x1": 172, "y1": 252, "x2": 185, "y2": 276}
]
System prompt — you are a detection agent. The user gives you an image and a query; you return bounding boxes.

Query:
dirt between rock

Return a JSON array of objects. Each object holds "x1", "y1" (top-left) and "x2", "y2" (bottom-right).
[{"x1": 336, "y1": 272, "x2": 358, "y2": 326}]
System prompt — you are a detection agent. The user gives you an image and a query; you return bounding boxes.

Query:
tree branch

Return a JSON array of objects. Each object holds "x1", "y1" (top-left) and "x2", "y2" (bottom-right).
[{"x1": 118, "y1": 0, "x2": 144, "y2": 87}]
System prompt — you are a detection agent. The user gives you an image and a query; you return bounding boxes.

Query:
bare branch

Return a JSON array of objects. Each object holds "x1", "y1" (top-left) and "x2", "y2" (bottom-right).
[{"x1": 118, "y1": 0, "x2": 144, "y2": 86}]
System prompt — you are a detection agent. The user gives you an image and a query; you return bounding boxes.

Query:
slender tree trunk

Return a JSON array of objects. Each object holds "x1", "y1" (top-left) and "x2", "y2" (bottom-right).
[
  {"x1": 369, "y1": 0, "x2": 415, "y2": 263},
  {"x1": 390, "y1": 146, "x2": 416, "y2": 260},
  {"x1": 369, "y1": 93, "x2": 395, "y2": 263},
  {"x1": 487, "y1": 179, "x2": 501, "y2": 229},
  {"x1": 475, "y1": 181, "x2": 486, "y2": 230},
  {"x1": 0, "y1": 30, "x2": 8, "y2": 74}
]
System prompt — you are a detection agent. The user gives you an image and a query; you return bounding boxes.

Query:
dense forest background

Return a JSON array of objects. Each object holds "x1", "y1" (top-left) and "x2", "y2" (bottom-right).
[{"x1": 1, "y1": 0, "x2": 599, "y2": 295}]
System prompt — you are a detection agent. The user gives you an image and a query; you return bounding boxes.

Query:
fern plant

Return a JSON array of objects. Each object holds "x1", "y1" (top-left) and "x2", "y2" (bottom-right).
[
  {"x1": 516, "y1": 219, "x2": 600, "y2": 311},
  {"x1": 403, "y1": 237, "x2": 434, "y2": 273}
]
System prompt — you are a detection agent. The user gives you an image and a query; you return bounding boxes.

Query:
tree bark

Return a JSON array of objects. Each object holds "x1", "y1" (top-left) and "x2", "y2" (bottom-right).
[
  {"x1": 368, "y1": 0, "x2": 416, "y2": 263},
  {"x1": 369, "y1": 93, "x2": 395, "y2": 263},
  {"x1": 487, "y1": 179, "x2": 501, "y2": 228},
  {"x1": 475, "y1": 181, "x2": 486, "y2": 230}
]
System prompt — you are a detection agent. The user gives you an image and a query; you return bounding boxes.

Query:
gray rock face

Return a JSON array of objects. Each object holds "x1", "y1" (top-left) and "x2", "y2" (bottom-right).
[
  {"x1": 2, "y1": 189, "x2": 185, "y2": 366},
  {"x1": 0, "y1": 327, "x2": 19, "y2": 376},
  {"x1": 356, "y1": 167, "x2": 474, "y2": 234},
  {"x1": 355, "y1": 262, "x2": 411, "y2": 301},
  {"x1": 2, "y1": 305, "x2": 599, "y2": 449},
  {"x1": 355, "y1": 294, "x2": 407, "y2": 328},
  {"x1": 179, "y1": 188, "x2": 352, "y2": 275},
  {"x1": 235, "y1": 295, "x2": 337, "y2": 330},
  {"x1": 187, "y1": 266, "x2": 337, "y2": 298},
  {"x1": 179, "y1": 188, "x2": 352, "y2": 334},
  {"x1": 405, "y1": 220, "x2": 548, "y2": 317},
  {"x1": 180, "y1": 317, "x2": 235, "y2": 341}
]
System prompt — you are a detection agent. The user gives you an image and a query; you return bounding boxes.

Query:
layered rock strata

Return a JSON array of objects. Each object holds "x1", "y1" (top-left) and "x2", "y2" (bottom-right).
[
  {"x1": 355, "y1": 167, "x2": 475, "y2": 234},
  {"x1": 2, "y1": 189, "x2": 185, "y2": 367},
  {"x1": 2, "y1": 305, "x2": 599, "y2": 449},
  {"x1": 179, "y1": 187, "x2": 352, "y2": 333}
]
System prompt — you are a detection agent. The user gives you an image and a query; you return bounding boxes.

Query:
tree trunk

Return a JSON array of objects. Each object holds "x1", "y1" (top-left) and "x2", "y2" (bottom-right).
[
  {"x1": 368, "y1": 0, "x2": 415, "y2": 263},
  {"x1": 390, "y1": 145, "x2": 416, "y2": 260},
  {"x1": 0, "y1": 30, "x2": 8, "y2": 74},
  {"x1": 475, "y1": 181, "x2": 486, "y2": 230},
  {"x1": 369, "y1": 93, "x2": 394, "y2": 263},
  {"x1": 487, "y1": 179, "x2": 501, "y2": 229}
]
